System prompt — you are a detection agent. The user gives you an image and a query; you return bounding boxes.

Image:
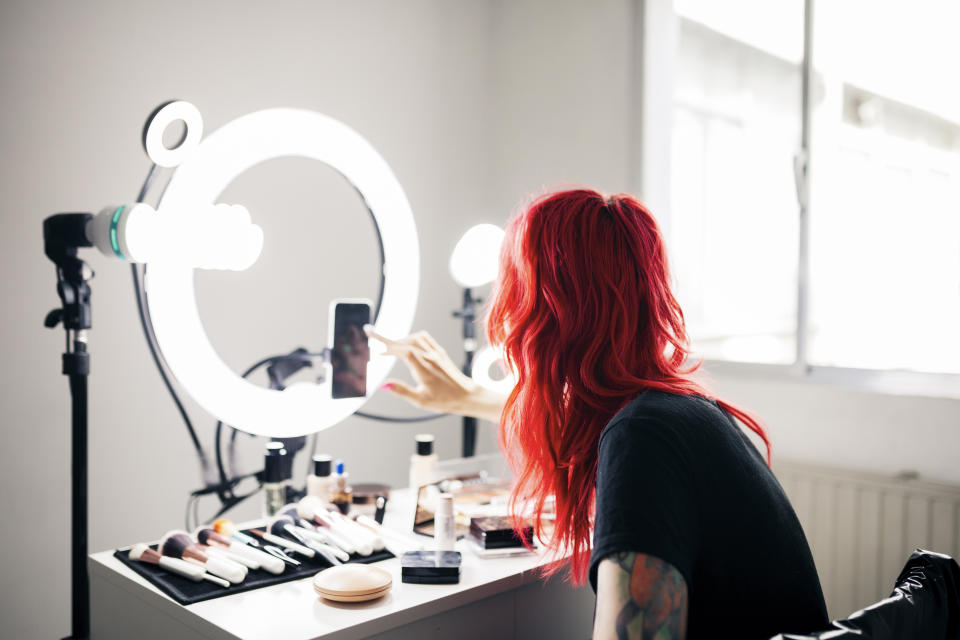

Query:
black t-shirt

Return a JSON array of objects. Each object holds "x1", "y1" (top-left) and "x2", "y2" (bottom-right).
[{"x1": 589, "y1": 390, "x2": 829, "y2": 639}]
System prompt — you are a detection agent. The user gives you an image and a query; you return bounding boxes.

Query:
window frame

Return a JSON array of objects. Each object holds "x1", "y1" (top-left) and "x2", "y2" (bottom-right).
[{"x1": 635, "y1": 0, "x2": 960, "y2": 398}]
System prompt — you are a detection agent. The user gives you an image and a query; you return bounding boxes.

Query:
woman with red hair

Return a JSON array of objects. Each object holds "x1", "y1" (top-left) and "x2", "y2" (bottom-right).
[{"x1": 367, "y1": 189, "x2": 828, "y2": 639}]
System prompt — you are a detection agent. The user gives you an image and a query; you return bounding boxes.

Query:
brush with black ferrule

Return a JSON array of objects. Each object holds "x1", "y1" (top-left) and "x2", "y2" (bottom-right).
[
  {"x1": 271, "y1": 512, "x2": 348, "y2": 565},
  {"x1": 278, "y1": 504, "x2": 350, "y2": 560},
  {"x1": 268, "y1": 512, "x2": 338, "y2": 562},
  {"x1": 249, "y1": 524, "x2": 315, "y2": 558},
  {"x1": 194, "y1": 527, "x2": 285, "y2": 575},
  {"x1": 159, "y1": 530, "x2": 248, "y2": 584},
  {"x1": 297, "y1": 496, "x2": 362, "y2": 555}
]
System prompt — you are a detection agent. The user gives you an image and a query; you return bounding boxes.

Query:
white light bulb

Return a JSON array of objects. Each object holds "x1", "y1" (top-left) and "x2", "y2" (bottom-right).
[
  {"x1": 449, "y1": 223, "x2": 505, "y2": 288},
  {"x1": 89, "y1": 203, "x2": 263, "y2": 271}
]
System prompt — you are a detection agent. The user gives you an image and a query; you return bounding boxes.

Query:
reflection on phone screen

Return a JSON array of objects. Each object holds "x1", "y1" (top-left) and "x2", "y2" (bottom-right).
[{"x1": 332, "y1": 303, "x2": 370, "y2": 399}]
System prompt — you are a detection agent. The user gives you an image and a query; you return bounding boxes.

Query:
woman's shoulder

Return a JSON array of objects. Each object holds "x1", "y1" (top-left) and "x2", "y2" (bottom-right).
[{"x1": 599, "y1": 389, "x2": 729, "y2": 449}]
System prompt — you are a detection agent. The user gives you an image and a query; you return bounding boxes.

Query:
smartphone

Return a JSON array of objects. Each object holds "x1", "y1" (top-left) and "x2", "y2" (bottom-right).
[{"x1": 329, "y1": 299, "x2": 372, "y2": 399}]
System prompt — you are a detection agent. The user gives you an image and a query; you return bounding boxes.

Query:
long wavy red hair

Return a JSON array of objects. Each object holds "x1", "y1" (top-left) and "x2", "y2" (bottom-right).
[{"x1": 486, "y1": 188, "x2": 771, "y2": 584}]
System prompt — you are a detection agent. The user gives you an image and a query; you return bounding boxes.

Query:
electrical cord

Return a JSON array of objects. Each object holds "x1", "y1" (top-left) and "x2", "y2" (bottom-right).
[
  {"x1": 130, "y1": 164, "x2": 211, "y2": 478},
  {"x1": 213, "y1": 354, "x2": 283, "y2": 498}
]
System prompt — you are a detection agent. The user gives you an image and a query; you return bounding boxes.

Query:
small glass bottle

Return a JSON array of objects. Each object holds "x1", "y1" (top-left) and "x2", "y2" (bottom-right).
[
  {"x1": 262, "y1": 441, "x2": 288, "y2": 517},
  {"x1": 306, "y1": 454, "x2": 334, "y2": 500},
  {"x1": 409, "y1": 434, "x2": 438, "y2": 490},
  {"x1": 329, "y1": 460, "x2": 353, "y2": 515}
]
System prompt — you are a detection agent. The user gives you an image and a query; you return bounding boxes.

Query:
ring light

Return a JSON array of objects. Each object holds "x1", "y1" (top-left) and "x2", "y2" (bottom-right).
[{"x1": 147, "y1": 108, "x2": 420, "y2": 438}]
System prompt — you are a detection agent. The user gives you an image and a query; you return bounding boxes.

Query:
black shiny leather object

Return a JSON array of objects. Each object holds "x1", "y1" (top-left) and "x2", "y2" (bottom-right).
[{"x1": 772, "y1": 549, "x2": 960, "y2": 640}]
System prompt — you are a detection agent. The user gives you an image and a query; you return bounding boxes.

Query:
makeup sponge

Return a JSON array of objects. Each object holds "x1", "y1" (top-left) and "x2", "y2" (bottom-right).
[{"x1": 313, "y1": 564, "x2": 392, "y2": 603}]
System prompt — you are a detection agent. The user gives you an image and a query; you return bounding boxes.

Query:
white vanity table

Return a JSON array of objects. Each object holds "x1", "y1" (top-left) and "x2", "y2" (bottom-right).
[{"x1": 89, "y1": 488, "x2": 595, "y2": 640}]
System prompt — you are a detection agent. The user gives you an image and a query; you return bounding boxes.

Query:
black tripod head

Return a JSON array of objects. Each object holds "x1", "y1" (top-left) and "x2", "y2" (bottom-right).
[{"x1": 43, "y1": 213, "x2": 94, "y2": 331}]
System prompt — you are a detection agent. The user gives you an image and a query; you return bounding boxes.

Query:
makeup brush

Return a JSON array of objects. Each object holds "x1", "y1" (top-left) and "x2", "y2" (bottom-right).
[
  {"x1": 266, "y1": 512, "x2": 345, "y2": 564},
  {"x1": 328, "y1": 510, "x2": 384, "y2": 552},
  {"x1": 294, "y1": 526, "x2": 352, "y2": 562},
  {"x1": 281, "y1": 501, "x2": 357, "y2": 557},
  {"x1": 321, "y1": 508, "x2": 379, "y2": 555},
  {"x1": 159, "y1": 530, "x2": 248, "y2": 584},
  {"x1": 248, "y1": 528, "x2": 315, "y2": 558},
  {"x1": 278, "y1": 504, "x2": 311, "y2": 527},
  {"x1": 194, "y1": 527, "x2": 285, "y2": 575},
  {"x1": 212, "y1": 518, "x2": 260, "y2": 547},
  {"x1": 129, "y1": 543, "x2": 230, "y2": 588},
  {"x1": 298, "y1": 497, "x2": 371, "y2": 555},
  {"x1": 350, "y1": 513, "x2": 409, "y2": 549}
]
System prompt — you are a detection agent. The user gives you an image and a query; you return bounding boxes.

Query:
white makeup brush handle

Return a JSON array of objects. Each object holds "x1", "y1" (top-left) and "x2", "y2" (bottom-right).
[
  {"x1": 299, "y1": 526, "x2": 356, "y2": 556},
  {"x1": 300, "y1": 531, "x2": 350, "y2": 562},
  {"x1": 204, "y1": 555, "x2": 248, "y2": 584},
  {"x1": 261, "y1": 531, "x2": 315, "y2": 558},
  {"x1": 311, "y1": 541, "x2": 347, "y2": 565},
  {"x1": 229, "y1": 541, "x2": 285, "y2": 575},
  {"x1": 333, "y1": 525, "x2": 370, "y2": 556},
  {"x1": 206, "y1": 545, "x2": 259, "y2": 570},
  {"x1": 158, "y1": 556, "x2": 206, "y2": 581},
  {"x1": 331, "y1": 522, "x2": 373, "y2": 556},
  {"x1": 201, "y1": 573, "x2": 231, "y2": 588},
  {"x1": 354, "y1": 515, "x2": 412, "y2": 549},
  {"x1": 339, "y1": 518, "x2": 384, "y2": 552}
]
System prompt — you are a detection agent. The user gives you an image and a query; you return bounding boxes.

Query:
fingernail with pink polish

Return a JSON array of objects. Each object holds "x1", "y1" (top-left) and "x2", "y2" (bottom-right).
[{"x1": 380, "y1": 382, "x2": 393, "y2": 391}]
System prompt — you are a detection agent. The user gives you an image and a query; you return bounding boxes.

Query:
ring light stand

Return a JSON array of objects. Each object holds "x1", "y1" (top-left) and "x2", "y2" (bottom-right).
[
  {"x1": 43, "y1": 100, "x2": 420, "y2": 640},
  {"x1": 43, "y1": 214, "x2": 94, "y2": 640}
]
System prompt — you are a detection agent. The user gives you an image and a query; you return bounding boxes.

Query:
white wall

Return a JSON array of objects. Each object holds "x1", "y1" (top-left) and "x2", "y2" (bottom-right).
[
  {"x1": 0, "y1": 2, "x2": 499, "y2": 638},
  {"x1": 1, "y1": 1, "x2": 957, "y2": 637}
]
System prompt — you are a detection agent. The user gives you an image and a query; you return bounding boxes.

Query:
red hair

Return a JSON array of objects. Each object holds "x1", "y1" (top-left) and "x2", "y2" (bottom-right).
[{"x1": 486, "y1": 189, "x2": 770, "y2": 584}]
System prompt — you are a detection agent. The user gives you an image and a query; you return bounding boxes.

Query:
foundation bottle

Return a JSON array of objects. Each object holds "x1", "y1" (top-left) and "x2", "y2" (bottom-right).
[
  {"x1": 408, "y1": 434, "x2": 438, "y2": 490},
  {"x1": 306, "y1": 454, "x2": 334, "y2": 500}
]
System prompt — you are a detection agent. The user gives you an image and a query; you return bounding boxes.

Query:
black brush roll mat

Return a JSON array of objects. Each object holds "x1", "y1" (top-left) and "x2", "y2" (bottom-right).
[{"x1": 113, "y1": 530, "x2": 394, "y2": 605}]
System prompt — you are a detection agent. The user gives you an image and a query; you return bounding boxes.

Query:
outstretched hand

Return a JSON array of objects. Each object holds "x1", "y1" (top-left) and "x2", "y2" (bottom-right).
[{"x1": 363, "y1": 325, "x2": 508, "y2": 422}]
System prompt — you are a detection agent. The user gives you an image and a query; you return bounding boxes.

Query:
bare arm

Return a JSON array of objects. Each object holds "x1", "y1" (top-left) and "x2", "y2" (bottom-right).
[
  {"x1": 594, "y1": 552, "x2": 688, "y2": 640},
  {"x1": 363, "y1": 326, "x2": 508, "y2": 422}
]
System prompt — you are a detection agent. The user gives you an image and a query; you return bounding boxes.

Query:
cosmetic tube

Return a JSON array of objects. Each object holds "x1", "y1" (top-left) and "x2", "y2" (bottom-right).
[{"x1": 434, "y1": 493, "x2": 456, "y2": 552}]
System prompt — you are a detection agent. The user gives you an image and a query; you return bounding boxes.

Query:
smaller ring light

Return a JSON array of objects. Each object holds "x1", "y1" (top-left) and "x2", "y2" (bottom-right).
[
  {"x1": 471, "y1": 345, "x2": 517, "y2": 395},
  {"x1": 143, "y1": 100, "x2": 204, "y2": 167}
]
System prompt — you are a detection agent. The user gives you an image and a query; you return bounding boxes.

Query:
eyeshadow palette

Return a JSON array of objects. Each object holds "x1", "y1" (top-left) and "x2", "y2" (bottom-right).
[{"x1": 469, "y1": 516, "x2": 534, "y2": 549}]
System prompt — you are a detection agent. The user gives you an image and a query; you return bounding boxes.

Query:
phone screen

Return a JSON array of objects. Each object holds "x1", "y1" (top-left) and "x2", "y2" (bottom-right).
[{"x1": 331, "y1": 302, "x2": 371, "y2": 399}]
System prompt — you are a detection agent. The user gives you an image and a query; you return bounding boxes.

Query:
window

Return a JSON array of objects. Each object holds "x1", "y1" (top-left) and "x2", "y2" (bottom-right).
[
  {"x1": 669, "y1": 6, "x2": 802, "y2": 364},
  {"x1": 807, "y1": 1, "x2": 960, "y2": 374},
  {"x1": 655, "y1": 0, "x2": 960, "y2": 379}
]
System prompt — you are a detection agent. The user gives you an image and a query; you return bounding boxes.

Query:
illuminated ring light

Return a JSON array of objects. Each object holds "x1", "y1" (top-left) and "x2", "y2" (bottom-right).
[
  {"x1": 143, "y1": 100, "x2": 204, "y2": 168},
  {"x1": 147, "y1": 108, "x2": 419, "y2": 438},
  {"x1": 471, "y1": 345, "x2": 517, "y2": 395}
]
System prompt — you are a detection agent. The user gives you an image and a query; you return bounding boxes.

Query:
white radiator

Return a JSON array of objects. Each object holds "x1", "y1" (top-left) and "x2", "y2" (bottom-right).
[{"x1": 775, "y1": 459, "x2": 960, "y2": 620}]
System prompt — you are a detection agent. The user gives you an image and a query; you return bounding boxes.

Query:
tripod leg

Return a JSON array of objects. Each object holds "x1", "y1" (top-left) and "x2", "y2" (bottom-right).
[{"x1": 68, "y1": 373, "x2": 89, "y2": 639}]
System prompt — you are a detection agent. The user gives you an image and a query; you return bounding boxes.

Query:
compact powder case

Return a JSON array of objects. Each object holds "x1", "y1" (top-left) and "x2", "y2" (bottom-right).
[
  {"x1": 400, "y1": 550, "x2": 462, "y2": 584},
  {"x1": 313, "y1": 564, "x2": 393, "y2": 603}
]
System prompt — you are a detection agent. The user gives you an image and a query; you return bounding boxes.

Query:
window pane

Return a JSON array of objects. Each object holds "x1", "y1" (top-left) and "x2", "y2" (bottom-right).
[
  {"x1": 669, "y1": 5, "x2": 803, "y2": 364},
  {"x1": 809, "y1": 0, "x2": 960, "y2": 374}
]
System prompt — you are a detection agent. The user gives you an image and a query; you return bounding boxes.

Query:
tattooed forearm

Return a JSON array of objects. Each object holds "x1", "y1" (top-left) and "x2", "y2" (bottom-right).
[{"x1": 594, "y1": 552, "x2": 688, "y2": 640}]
